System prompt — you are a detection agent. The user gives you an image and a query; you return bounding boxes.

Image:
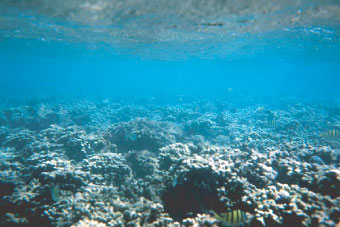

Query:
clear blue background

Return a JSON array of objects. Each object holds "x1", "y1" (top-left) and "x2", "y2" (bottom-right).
[{"x1": 1, "y1": 38, "x2": 339, "y2": 100}]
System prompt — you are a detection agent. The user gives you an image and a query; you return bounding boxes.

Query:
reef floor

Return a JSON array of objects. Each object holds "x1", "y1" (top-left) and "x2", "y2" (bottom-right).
[{"x1": 0, "y1": 94, "x2": 339, "y2": 227}]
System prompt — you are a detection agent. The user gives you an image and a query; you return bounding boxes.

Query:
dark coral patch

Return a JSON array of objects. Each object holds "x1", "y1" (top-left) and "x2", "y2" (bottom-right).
[{"x1": 162, "y1": 181, "x2": 225, "y2": 221}]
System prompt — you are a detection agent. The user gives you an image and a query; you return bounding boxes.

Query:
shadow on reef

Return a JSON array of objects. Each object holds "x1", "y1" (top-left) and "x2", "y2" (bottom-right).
[{"x1": 161, "y1": 180, "x2": 225, "y2": 221}]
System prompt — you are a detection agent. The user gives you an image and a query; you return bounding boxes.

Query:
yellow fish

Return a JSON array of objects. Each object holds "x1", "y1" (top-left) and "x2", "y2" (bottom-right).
[
  {"x1": 320, "y1": 128, "x2": 340, "y2": 139},
  {"x1": 263, "y1": 118, "x2": 277, "y2": 128},
  {"x1": 268, "y1": 119, "x2": 277, "y2": 127},
  {"x1": 51, "y1": 184, "x2": 60, "y2": 202},
  {"x1": 213, "y1": 210, "x2": 246, "y2": 227}
]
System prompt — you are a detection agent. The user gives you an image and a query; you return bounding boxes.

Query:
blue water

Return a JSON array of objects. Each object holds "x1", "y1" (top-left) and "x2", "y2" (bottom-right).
[
  {"x1": 1, "y1": 0, "x2": 340, "y2": 99},
  {"x1": 1, "y1": 38, "x2": 339, "y2": 100}
]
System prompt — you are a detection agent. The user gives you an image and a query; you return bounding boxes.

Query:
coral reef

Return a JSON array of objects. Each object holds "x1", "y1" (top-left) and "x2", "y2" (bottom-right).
[{"x1": 0, "y1": 95, "x2": 339, "y2": 226}]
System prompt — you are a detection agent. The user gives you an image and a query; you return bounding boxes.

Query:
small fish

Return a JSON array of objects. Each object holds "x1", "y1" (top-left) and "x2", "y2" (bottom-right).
[
  {"x1": 311, "y1": 156, "x2": 325, "y2": 165},
  {"x1": 51, "y1": 184, "x2": 60, "y2": 202},
  {"x1": 256, "y1": 106, "x2": 265, "y2": 112},
  {"x1": 320, "y1": 128, "x2": 340, "y2": 139},
  {"x1": 176, "y1": 95, "x2": 184, "y2": 102},
  {"x1": 268, "y1": 119, "x2": 277, "y2": 126},
  {"x1": 213, "y1": 210, "x2": 246, "y2": 227},
  {"x1": 264, "y1": 118, "x2": 277, "y2": 128},
  {"x1": 126, "y1": 132, "x2": 137, "y2": 141}
]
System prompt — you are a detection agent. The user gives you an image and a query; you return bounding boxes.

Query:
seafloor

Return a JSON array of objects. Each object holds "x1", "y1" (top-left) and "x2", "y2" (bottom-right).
[{"x1": 0, "y1": 94, "x2": 339, "y2": 227}]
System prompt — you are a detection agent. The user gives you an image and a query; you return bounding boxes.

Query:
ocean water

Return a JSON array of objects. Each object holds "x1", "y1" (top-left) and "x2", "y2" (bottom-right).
[{"x1": 0, "y1": 1, "x2": 340, "y2": 227}]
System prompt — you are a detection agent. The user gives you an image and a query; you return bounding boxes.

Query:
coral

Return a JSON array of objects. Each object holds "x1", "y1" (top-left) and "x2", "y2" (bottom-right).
[
  {"x1": 1, "y1": 96, "x2": 340, "y2": 227},
  {"x1": 104, "y1": 118, "x2": 182, "y2": 152},
  {"x1": 81, "y1": 152, "x2": 132, "y2": 186}
]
